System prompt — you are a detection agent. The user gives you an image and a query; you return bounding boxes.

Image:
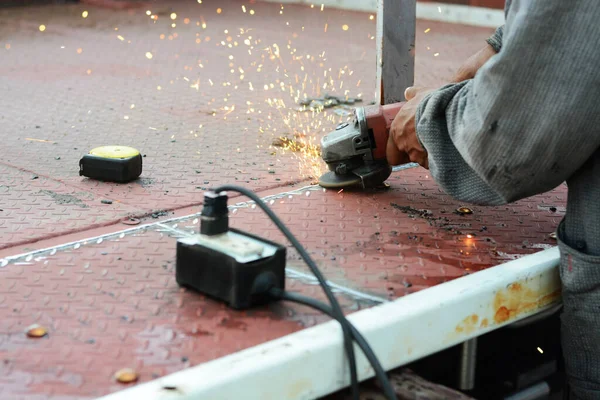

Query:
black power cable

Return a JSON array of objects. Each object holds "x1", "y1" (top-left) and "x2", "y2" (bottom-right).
[
  {"x1": 214, "y1": 184, "x2": 358, "y2": 399},
  {"x1": 269, "y1": 288, "x2": 398, "y2": 400},
  {"x1": 213, "y1": 185, "x2": 397, "y2": 400}
]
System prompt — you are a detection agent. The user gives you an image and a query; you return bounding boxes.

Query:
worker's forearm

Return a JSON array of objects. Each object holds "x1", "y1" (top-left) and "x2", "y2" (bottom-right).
[
  {"x1": 450, "y1": 42, "x2": 498, "y2": 83},
  {"x1": 450, "y1": 24, "x2": 503, "y2": 83},
  {"x1": 414, "y1": 82, "x2": 507, "y2": 205},
  {"x1": 415, "y1": 0, "x2": 600, "y2": 206}
]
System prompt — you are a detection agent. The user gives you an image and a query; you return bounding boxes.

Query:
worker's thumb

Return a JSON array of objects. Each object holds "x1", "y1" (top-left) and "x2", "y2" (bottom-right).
[{"x1": 404, "y1": 86, "x2": 418, "y2": 100}]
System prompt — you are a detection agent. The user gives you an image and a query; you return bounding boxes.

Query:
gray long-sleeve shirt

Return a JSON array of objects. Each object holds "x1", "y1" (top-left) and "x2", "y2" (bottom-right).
[
  {"x1": 415, "y1": 2, "x2": 600, "y2": 396},
  {"x1": 415, "y1": 0, "x2": 600, "y2": 254}
]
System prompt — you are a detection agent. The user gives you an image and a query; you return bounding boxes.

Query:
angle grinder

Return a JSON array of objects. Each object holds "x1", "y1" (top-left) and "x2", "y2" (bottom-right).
[{"x1": 318, "y1": 102, "x2": 404, "y2": 189}]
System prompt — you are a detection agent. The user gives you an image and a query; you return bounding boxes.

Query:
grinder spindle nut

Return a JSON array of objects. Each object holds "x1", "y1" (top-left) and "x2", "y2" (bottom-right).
[{"x1": 335, "y1": 164, "x2": 348, "y2": 175}]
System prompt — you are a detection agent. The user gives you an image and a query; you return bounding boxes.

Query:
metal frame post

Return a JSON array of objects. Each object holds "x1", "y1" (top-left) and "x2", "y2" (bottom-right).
[
  {"x1": 376, "y1": 0, "x2": 416, "y2": 105},
  {"x1": 459, "y1": 338, "x2": 478, "y2": 391}
]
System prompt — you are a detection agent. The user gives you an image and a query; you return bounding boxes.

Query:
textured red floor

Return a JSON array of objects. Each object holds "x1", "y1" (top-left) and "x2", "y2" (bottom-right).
[
  {"x1": 0, "y1": 1, "x2": 565, "y2": 399},
  {"x1": 228, "y1": 170, "x2": 565, "y2": 297},
  {"x1": 0, "y1": 0, "x2": 493, "y2": 251},
  {"x1": 0, "y1": 174, "x2": 566, "y2": 400},
  {"x1": 0, "y1": 228, "x2": 358, "y2": 399}
]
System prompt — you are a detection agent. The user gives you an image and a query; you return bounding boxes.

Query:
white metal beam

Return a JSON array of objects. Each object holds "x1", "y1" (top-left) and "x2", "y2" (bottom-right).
[
  {"x1": 98, "y1": 247, "x2": 561, "y2": 400},
  {"x1": 258, "y1": 1, "x2": 505, "y2": 29}
]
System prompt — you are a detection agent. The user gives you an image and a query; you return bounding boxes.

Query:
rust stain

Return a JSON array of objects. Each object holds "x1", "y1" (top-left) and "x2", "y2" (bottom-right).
[
  {"x1": 493, "y1": 281, "x2": 561, "y2": 325},
  {"x1": 287, "y1": 379, "x2": 312, "y2": 399},
  {"x1": 494, "y1": 306, "x2": 510, "y2": 324},
  {"x1": 450, "y1": 279, "x2": 560, "y2": 342},
  {"x1": 455, "y1": 314, "x2": 479, "y2": 335}
]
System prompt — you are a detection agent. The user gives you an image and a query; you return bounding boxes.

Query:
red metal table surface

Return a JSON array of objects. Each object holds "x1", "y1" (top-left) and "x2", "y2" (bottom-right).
[
  {"x1": 0, "y1": 0, "x2": 493, "y2": 251},
  {"x1": 0, "y1": 1, "x2": 563, "y2": 399},
  {"x1": 0, "y1": 173, "x2": 566, "y2": 399},
  {"x1": 0, "y1": 163, "x2": 140, "y2": 248}
]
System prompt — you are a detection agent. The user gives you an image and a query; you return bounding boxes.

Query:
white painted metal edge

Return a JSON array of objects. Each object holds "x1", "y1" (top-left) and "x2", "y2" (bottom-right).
[
  {"x1": 98, "y1": 247, "x2": 561, "y2": 400},
  {"x1": 259, "y1": 0, "x2": 504, "y2": 28},
  {"x1": 416, "y1": 2, "x2": 504, "y2": 28},
  {"x1": 261, "y1": 0, "x2": 378, "y2": 13}
]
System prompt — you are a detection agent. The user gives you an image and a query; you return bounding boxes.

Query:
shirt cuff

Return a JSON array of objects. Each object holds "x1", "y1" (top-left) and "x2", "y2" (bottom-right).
[{"x1": 486, "y1": 25, "x2": 504, "y2": 53}]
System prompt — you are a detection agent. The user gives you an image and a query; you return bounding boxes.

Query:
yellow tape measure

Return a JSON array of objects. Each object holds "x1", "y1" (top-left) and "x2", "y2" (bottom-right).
[
  {"x1": 79, "y1": 145, "x2": 143, "y2": 183},
  {"x1": 89, "y1": 145, "x2": 140, "y2": 159}
]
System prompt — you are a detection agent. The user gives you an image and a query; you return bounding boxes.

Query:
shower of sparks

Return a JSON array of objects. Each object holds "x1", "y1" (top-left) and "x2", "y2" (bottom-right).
[
  {"x1": 63, "y1": 3, "x2": 367, "y2": 182},
  {"x1": 255, "y1": 47, "x2": 361, "y2": 181},
  {"x1": 25, "y1": 138, "x2": 54, "y2": 143},
  {"x1": 158, "y1": 16, "x2": 365, "y2": 182}
]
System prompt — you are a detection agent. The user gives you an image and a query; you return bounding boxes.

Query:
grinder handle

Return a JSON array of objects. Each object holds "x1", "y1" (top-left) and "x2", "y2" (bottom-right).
[
  {"x1": 363, "y1": 102, "x2": 406, "y2": 160},
  {"x1": 381, "y1": 102, "x2": 406, "y2": 130}
]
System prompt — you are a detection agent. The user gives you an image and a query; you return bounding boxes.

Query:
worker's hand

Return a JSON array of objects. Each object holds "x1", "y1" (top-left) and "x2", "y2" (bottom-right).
[
  {"x1": 386, "y1": 86, "x2": 436, "y2": 169},
  {"x1": 451, "y1": 43, "x2": 497, "y2": 82}
]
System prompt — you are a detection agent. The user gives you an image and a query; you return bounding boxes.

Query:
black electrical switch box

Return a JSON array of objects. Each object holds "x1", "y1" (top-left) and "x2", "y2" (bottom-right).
[{"x1": 176, "y1": 228, "x2": 286, "y2": 310}]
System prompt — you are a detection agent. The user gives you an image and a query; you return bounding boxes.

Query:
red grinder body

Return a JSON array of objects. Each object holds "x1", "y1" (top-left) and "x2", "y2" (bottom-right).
[{"x1": 363, "y1": 102, "x2": 406, "y2": 160}]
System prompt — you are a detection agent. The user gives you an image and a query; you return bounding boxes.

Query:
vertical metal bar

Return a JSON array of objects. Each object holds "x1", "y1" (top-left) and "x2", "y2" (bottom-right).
[
  {"x1": 459, "y1": 338, "x2": 478, "y2": 391},
  {"x1": 376, "y1": 0, "x2": 416, "y2": 105}
]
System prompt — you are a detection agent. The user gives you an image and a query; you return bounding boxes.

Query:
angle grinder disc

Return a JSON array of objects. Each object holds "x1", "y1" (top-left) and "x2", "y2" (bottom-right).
[{"x1": 318, "y1": 171, "x2": 361, "y2": 189}]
